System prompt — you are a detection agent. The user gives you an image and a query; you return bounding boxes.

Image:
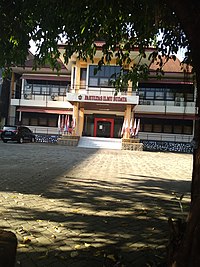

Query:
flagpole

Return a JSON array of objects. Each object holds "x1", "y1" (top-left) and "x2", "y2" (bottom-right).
[{"x1": 135, "y1": 119, "x2": 140, "y2": 136}]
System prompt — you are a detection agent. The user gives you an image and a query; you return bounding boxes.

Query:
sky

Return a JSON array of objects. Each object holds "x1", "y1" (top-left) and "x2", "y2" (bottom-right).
[{"x1": 176, "y1": 48, "x2": 186, "y2": 61}]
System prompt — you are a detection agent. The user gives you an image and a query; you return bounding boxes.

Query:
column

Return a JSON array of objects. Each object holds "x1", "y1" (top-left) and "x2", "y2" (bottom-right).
[
  {"x1": 72, "y1": 102, "x2": 79, "y2": 136},
  {"x1": 124, "y1": 104, "x2": 132, "y2": 139},
  {"x1": 127, "y1": 80, "x2": 132, "y2": 96},
  {"x1": 8, "y1": 72, "x2": 15, "y2": 125},
  {"x1": 78, "y1": 108, "x2": 84, "y2": 136},
  {"x1": 75, "y1": 63, "x2": 81, "y2": 93}
]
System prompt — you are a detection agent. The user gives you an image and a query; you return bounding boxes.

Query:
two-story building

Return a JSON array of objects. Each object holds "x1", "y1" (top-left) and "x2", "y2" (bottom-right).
[
  {"x1": 8, "y1": 43, "x2": 196, "y2": 150},
  {"x1": 10, "y1": 51, "x2": 72, "y2": 136},
  {"x1": 136, "y1": 60, "x2": 195, "y2": 144}
]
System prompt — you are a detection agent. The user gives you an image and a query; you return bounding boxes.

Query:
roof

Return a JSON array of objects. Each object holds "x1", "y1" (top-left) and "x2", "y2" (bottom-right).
[
  {"x1": 19, "y1": 57, "x2": 67, "y2": 70},
  {"x1": 149, "y1": 56, "x2": 193, "y2": 73},
  {"x1": 12, "y1": 55, "x2": 69, "y2": 75},
  {"x1": 58, "y1": 42, "x2": 156, "y2": 53}
]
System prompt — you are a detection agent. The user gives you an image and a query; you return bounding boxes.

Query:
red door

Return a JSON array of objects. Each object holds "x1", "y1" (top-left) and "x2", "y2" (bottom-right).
[{"x1": 94, "y1": 118, "x2": 114, "y2": 138}]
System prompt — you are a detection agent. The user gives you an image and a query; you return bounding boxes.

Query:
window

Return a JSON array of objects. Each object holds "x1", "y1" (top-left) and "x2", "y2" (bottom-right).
[
  {"x1": 32, "y1": 85, "x2": 41, "y2": 94},
  {"x1": 173, "y1": 125, "x2": 182, "y2": 134},
  {"x1": 24, "y1": 85, "x2": 32, "y2": 94},
  {"x1": 22, "y1": 117, "x2": 29, "y2": 125},
  {"x1": 89, "y1": 65, "x2": 121, "y2": 87},
  {"x1": 139, "y1": 91, "x2": 145, "y2": 99},
  {"x1": 146, "y1": 91, "x2": 154, "y2": 99},
  {"x1": 163, "y1": 124, "x2": 172, "y2": 133},
  {"x1": 176, "y1": 93, "x2": 184, "y2": 99},
  {"x1": 22, "y1": 113, "x2": 59, "y2": 128},
  {"x1": 99, "y1": 78, "x2": 109, "y2": 86},
  {"x1": 89, "y1": 77, "x2": 98, "y2": 86},
  {"x1": 48, "y1": 119, "x2": 57, "y2": 127},
  {"x1": 51, "y1": 87, "x2": 59, "y2": 94},
  {"x1": 80, "y1": 68, "x2": 87, "y2": 81},
  {"x1": 30, "y1": 118, "x2": 38, "y2": 126},
  {"x1": 25, "y1": 79, "x2": 68, "y2": 96},
  {"x1": 154, "y1": 124, "x2": 162, "y2": 132},
  {"x1": 183, "y1": 125, "x2": 192, "y2": 135},
  {"x1": 155, "y1": 91, "x2": 164, "y2": 100},
  {"x1": 39, "y1": 117, "x2": 47, "y2": 126},
  {"x1": 140, "y1": 118, "x2": 193, "y2": 135},
  {"x1": 143, "y1": 124, "x2": 152, "y2": 132},
  {"x1": 59, "y1": 87, "x2": 66, "y2": 96},
  {"x1": 41, "y1": 86, "x2": 50, "y2": 95},
  {"x1": 186, "y1": 93, "x2": 194, "y2": 102},
  {"x1": 166, "y1": 92, "x2": 174, "y2": 100}
]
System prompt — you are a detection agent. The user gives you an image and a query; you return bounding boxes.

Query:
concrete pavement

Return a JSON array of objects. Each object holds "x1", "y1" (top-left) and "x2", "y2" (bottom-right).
[{"x1": 0, "y1": 142, "x2": 193, "y2": 266}]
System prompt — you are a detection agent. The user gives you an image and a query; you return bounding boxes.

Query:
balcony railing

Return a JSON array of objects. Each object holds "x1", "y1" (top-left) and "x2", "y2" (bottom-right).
[
  {"x1": 13, "y1": 84, "x2": 68, "y2": 100},
  {"x1": 11, "y1": 83, "x2": 196, "y2": 109},
  {"x1": 138, "y1": 132, "x2": 193, "y2": 142},
  {"x1": 139, "y1": 99, "x2": 196, "y2": 108},
  {"x1": 69, "y1": 84, "x2": 137, "y2": 96}
]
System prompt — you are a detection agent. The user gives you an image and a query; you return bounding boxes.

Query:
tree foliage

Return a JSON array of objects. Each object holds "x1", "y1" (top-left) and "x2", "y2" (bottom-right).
[
  {"x1": 0, "y1": 0, "x2": 190, "y2": 69},
  {"x1": 0, "y1": 0, "x2": 192, "y2": 91}
]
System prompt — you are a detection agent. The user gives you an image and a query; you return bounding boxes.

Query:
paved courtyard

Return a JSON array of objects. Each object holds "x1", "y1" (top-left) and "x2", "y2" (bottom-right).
[{"x1": 0, "y1": 142, "x2": 193, "y2": 267}]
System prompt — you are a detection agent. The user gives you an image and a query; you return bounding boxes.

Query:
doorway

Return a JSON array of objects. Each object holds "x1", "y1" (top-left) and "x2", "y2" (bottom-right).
[{"x1": 94, "y1": 118, "x2": 114, "y2": 138}]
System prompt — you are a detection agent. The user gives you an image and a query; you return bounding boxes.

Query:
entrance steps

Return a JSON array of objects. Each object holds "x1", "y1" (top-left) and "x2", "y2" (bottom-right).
[{"x1": 78, "y1": 137, "x2": 122, "y2": 150}]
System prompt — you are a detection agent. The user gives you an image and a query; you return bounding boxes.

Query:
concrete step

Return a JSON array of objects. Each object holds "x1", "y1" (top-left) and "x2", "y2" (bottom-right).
[{"x1": 78, "y1": 137, "x2": 122, "y2": 150}]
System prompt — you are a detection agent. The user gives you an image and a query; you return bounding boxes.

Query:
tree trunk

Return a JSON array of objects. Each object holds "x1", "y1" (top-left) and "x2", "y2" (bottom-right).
[
  {"x1": 165, "y1": 1, "x2": 200, "y2": 266},
  {"x1": 166, "y1": 0, "x2": 200, "y2": 267}
]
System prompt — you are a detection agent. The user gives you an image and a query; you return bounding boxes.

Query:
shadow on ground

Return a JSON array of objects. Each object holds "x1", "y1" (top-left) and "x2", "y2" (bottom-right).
[{"x1": 0, "y1": 143, "x2": 192, "y2": 266}]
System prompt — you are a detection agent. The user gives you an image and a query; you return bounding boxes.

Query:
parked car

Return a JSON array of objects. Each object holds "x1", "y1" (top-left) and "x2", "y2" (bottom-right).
[{"x1": 1, "y1": 125, "x2": 35, "y2": 144}]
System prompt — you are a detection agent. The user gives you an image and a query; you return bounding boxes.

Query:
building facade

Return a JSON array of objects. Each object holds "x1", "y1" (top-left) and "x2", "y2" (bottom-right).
[
  {"x1": 8, "y1": 45, "x2": 196, "y2": 150},
  {"x1": 10, "y1": 52, "x2": 73, "y2": 137}
]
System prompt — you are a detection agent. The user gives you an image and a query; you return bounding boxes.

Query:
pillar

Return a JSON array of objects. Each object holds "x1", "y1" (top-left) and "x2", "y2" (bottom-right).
[
  {"x1": 124, "y1": 104, "x2": 132, "y2": 139},
  {"x1": 127, "y1": 80, "x2": 132, "y2": 96},
  {"x1": 72, "y1": 102, "x2": 79, "y2": 136},
  {"x1": 8, "y1": 72, "x2": 15, "y2": 125},
  {"x1": 78, "y1": 108, "x2": 84, "y2": 136},
  {"x1": 74, "y1": 62, "x2": 81, "y2": 93}
]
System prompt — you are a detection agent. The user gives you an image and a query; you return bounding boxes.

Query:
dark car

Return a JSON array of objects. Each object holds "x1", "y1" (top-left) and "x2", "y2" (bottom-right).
[{"x1": 1, "y1": 125, "x2": 35, "y2": 144}]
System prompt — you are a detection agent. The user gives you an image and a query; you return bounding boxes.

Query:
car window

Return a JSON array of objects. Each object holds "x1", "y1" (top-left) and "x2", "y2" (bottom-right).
[
  {"x1": 3, "y1": 126, "x2": 17, "y2": 131},
  {"x1": 19, "y1": 127, "x2": 28, "y2": 133},
  {"x1": 25, "y1": 127, "x2": 32, "y2": 133},
  {"x1": 23, "y1": 127, "x2": 29, "y2": 133}
]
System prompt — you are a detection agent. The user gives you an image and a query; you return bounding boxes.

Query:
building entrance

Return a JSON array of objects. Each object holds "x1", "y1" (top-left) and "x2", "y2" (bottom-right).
[{"x1": 94, "y1": 118, "x2": 114, "y2": 138}]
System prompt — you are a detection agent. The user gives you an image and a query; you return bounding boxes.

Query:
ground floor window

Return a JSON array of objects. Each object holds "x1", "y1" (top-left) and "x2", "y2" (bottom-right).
[
  {"x1": 20, "y1": 112, "x2": 59, "y2": 127},
  {"x1": 139, "y1": 118, "x2": 193, "y2": 135}
]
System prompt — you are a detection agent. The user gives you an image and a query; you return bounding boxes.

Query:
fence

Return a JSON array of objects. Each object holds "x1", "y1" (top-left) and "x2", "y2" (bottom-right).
[
  {"x1": 141, "y1": 140, "x2": 193, "y2": 153},
  {"x1": 138, "y1": 132, "x2": 193, "y2": 143}
]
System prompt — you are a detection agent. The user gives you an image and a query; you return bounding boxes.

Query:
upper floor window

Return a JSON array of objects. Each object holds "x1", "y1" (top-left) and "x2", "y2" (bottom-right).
[
  {"x1": 24, "y1": 79, "x2": 68, "y2": 96},
  {"x1": 138, "y1": 83, "x2": 195, "y2": 102},
  {"x1": 89, "y1": 65, "x2": 121, "y2": 87},
  {"x1": 80, "y1": 68, "x2": 87, "y2": 81}
]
